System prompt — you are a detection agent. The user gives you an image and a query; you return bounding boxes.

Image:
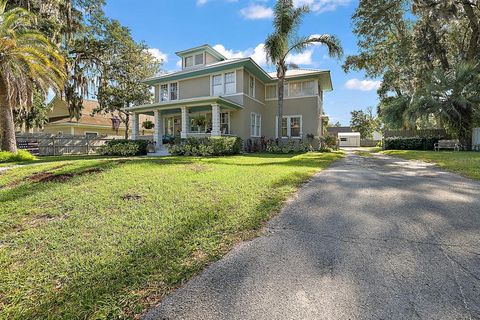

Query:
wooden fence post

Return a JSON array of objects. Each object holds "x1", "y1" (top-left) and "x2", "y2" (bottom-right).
[{"x1": 52, "y1": 137, "x2": 56, "y2": 156}]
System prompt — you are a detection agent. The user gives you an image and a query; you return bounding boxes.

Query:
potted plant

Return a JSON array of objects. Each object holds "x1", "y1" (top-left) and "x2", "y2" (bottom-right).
[
  {"x1": 142, "y1": 120, "x2": 154, "y2": 130},
  {"x1": 191, "y1": 115, "x2": 207, "y2": 128}
]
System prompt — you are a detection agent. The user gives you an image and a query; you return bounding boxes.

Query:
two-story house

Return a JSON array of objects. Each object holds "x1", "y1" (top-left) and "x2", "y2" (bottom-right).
[{"x1": 126, "y1": 44, "x2": 333, "y2": 149}]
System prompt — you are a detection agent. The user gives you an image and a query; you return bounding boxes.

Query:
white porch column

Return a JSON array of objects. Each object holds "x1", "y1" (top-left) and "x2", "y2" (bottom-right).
[
  {"x1": 181, "y1": 106, "x2": 188, "y2": 139},
  {"x1": 131, "y1": 112, "x2": 139, "y2": 140},
  {"x1": 154, "y1": 110, "x2": 163, "y2": 148},
  {"x1": 211, "y1": 104, "x2": 221, "y2": 137}
]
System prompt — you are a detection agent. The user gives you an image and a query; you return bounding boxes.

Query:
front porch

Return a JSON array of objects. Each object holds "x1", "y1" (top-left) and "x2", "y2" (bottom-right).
[{"x1": 128, "y1": 97, "x2": 243, "y2": 149}]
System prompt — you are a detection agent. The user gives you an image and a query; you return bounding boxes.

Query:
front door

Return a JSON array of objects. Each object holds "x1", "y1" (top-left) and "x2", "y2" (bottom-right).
[{"x1": 165, "y1": 116, "x2": 182, "y2": 137}]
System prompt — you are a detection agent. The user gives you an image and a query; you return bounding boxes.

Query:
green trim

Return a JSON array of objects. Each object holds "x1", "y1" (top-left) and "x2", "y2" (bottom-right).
[
  {"x1": 127, "y1": 97, "x2": 243, "y2": 113},
  {"x1": 175, "y1": 44, "x2": 226, "y2": 61},
  {"x1": 145, "y1": 59, "x2": 272, "y2": 85},
  {"x1": 145, "y1": 60, "x2": 332, "y2": 91}
]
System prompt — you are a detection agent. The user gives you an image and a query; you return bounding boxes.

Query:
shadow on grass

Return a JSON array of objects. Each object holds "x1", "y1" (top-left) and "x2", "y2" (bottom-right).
[{"x1": 5, "y1": 154, "x2": 339, "y2": 319}]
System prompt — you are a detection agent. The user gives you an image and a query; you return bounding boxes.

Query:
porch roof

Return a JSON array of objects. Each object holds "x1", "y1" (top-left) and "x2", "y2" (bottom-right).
[{"x1": 125, "y1": 96, "x2": 243, "y2": 114}]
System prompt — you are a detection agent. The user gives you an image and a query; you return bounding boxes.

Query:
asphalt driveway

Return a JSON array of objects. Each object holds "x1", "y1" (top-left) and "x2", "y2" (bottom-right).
[{"x1": 144, "y1": 151, "x2": 480, "y2": 320}]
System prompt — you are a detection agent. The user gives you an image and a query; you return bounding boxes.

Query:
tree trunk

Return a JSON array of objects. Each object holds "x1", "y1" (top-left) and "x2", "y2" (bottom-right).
[
  {"x1": 277, "y1": 73, "x2": 285, "y2": 145},
  {"x1": 458, "y1": 109, "x2": 473, "y2": 151},
  {"x1": 462, "y1": 2, "x2": 480, "y2": 61},
  {"x1": 0, "y1": 79, "x2": 17, "y2": 153},
  {"x1": 123, "y1": 112, "x2": 130, "y2": 140}
]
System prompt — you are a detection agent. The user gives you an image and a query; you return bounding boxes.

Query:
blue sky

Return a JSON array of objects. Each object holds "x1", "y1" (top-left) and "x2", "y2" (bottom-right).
[{"x1": 104, "y1": 0, "x2": 380, "y2": 125}]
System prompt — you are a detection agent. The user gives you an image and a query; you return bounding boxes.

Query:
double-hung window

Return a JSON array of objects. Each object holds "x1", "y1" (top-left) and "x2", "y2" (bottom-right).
[
  {"x1": 212, "y1": 74, "x2": 223, "y2": 96},
  {"x1": 266, "y1": 85, "x2": 277, "y2": 99},
  {"x1": 220, "y1": 112, "x2": 230, "y2": 134},
  {"x1": 160, "y1": 84, "x2": 169, "y2": 101},
  {"x1": 160, "y1": 83, "x2": 178, "y2": 101},
  {"x1": 250, "y1": 113, "x2": 261, "y2": 137},
  {"x1": 212, "y1": 72, "x2": 236, "y2": 96},
  {"x1": 169, "y1": 83, "x2": 178, "y2": 100},
  {"x1": 224, "y1": 72, "x2": 235, "y2": 94},
  {"x1": 277, "y1": 115, "x2": 302, "y2": 138},
  {"x1": 249, "y1": 75, "x2": 255, "y2": 98}
]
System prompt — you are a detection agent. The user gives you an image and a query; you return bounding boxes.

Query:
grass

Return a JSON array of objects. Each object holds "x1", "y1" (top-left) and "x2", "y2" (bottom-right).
[
  {"x1": 381, "y1": 150, "x2": 480, "y2": 180},
  {"x1": 0, "y1": 150, "x2": 36, "y2": 164},
  {"x1": 0, "y1": 152, "x2": 343, "y2": 319},
  {"x1": 0, "y1": 154, "x2": 116, "y2": 167}
]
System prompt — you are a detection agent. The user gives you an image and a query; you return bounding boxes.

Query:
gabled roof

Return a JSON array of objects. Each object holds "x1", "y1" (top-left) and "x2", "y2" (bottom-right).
[{"x1": 175, "y1": 44, "x2": 226, "y2": 61}]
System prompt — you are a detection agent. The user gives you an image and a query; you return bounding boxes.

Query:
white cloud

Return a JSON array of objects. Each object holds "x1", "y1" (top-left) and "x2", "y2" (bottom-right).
[
  {"x1": 345, "y1": 79, "x2": 381, "y2": 91},
  {"x1": 240, "y1": 4, "x2": 273, "y2": 20},
  {"x1": 294, "y1": 0, "x2": 352, "y2": 14},
  {"x1": 196, "y1": 0, "x2": 208, "y2": 6},
  {"x1": 176, "y1": 59, "x2": 183, "y2": 68},
  {"x1": 213, "y1": 43, "x2": 268, "y2": 66},
  {"x1": 286, "y1": 50, "x2": 313, "y2": 65},
  {"x1": 213, "y1": 43, "x2": 317, "y2": 66},
  {"x1": 147, "y1": 48, "x2": 168, "y2": 63}
]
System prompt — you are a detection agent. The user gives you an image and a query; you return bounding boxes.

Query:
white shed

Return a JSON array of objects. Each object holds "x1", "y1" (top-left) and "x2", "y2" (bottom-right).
[{"x1": 338, "y1": 132, "x2": 361, "y2": 147}]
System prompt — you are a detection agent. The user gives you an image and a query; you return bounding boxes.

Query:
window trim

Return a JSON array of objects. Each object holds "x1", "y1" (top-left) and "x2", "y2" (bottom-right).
[
  {"x1": 275, "y1": 115, "x2": 303, "y2": 139},
  {"x1": 249, "y1": 74, "x2": 256, "y2": 98},
  {"x1": 210, "y1": 70, "x2": 237, "y2": 96},
  {"x1": 183, "y1": 52, "x2": 206, "y2": 69},
  {"x1": 265, "y1": 80, "x2": 318, "y2": 101},
  {"x1": 85, "y1": 131, "x2": 99, "y2": 138},
  {"x1": 250, "y1": 112, "x2": 262, "y2": 138},
  {"x1": 159, "y1": 82, "x2": 179, "y2": 102}
]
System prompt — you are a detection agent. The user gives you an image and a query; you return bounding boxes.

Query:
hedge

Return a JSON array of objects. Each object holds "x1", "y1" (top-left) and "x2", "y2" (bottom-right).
[
  {"x1": 168, "y1": 136, "x2": 243, "y2": 156},
  {"x1": 383, "y1": 136, "x2": 440, "y2": 150},
  {"x1": 0, "y1": 150, "x2": 36, "y2": 163},
  {"x1": 98, "y1": 140, "x2": 149, "y2": 156}
]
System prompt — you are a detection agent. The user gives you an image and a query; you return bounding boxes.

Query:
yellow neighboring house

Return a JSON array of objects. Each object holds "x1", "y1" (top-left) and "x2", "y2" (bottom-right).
[{"x1": 39, "y1": 98, "x2": 154, "y2": 138}]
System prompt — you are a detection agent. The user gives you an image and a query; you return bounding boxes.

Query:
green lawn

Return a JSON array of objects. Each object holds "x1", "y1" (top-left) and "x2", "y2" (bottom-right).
[
  {"x1": 0, "y1": 152, "x2": 342, "y2": 319},
  {"x1": 381, "y1": 150, "x2": 480, "y2": 180}
]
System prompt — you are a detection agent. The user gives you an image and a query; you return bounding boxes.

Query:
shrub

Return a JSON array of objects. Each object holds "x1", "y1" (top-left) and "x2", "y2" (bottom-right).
[
  {"x1": 168, "y1": 136, "x2": 243, "y2": 156},
  {"x1": 263, "y1": 139, "x2": 311, "y2": 154},
  {"x1": 0, "y1": 150, "x2": 36, "y2": 163},
  {"x1": 98, "y1": 139, "x2": 149, "y2": 156},
  {"x1": 383, "y1": 136, "x2": 439, "y2": 150},
  {"x1": 321, "y1": 135, "x2": 338, "y2": 150}
]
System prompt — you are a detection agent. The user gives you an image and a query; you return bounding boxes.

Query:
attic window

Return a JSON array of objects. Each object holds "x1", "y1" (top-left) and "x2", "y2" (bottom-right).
[
  {"x1": 184, "y1": 53, "x2": 204, "y2": 68},
  {"x1": 185, "y1": 56, "x2": 193, "y2": 68},
  {"x1": 195, "y1": 53, "x2": 204, "y2": 65}
]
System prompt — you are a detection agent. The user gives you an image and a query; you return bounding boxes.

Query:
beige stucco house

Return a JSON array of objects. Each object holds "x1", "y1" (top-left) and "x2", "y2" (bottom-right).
[
  {"x1": 126, "y1": 44, "x2": 333, "y2": 148},
  {"x1": 38, "y1": 98, "x2": 153, "y2": 138}
]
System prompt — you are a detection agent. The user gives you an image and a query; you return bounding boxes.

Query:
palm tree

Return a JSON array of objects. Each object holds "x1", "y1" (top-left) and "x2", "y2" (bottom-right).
[
  {"x1": 409, "y1": 62, "x2": 480, "y2": 149},
  {"x1": 0, "y1": 0, "x2": 65, "y2": 152},
  {"x1": 264, "y1": 0, "x2": 343, "y2": 141}
]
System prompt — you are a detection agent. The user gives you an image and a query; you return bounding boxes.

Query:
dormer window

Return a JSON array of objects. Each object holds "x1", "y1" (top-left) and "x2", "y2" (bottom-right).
[{"x1": 184, "y1": 53, "x2": 205, "y2": 69}]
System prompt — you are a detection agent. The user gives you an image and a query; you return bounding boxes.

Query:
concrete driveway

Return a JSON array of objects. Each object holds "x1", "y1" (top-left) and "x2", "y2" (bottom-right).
[{"x1": 144, "y1": 151, "x2": 480, "y2": 320}]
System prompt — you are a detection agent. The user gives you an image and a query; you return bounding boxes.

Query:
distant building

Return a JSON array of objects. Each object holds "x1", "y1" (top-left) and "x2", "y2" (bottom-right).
[
  {"x1": 37, "y1": 97, "x2": 154, "y2": 138},
  {"x1": 327, "y1": 126, "x2": 353, "y2": 137}
]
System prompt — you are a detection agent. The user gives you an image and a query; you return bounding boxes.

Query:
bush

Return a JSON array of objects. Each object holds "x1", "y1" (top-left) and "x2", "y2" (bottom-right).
[
  {"x1": 263, "y1": 139, "x2": 311, "y2": 154},
  {"x1": 0, "y1": 150, "x2": 36, "y2": 163},
  {"x1": 321, "y1": 135, "x2": 338, "y2": 150},
  {"x1": 98, "y1": 139, "x2": 149, "y2": 156},
  {"x1": 168, "y1": 136, "x2": 243, "y2": 156},
  {"x1": 383, "y1": 136, "x2": 439, "y2": 150}
]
